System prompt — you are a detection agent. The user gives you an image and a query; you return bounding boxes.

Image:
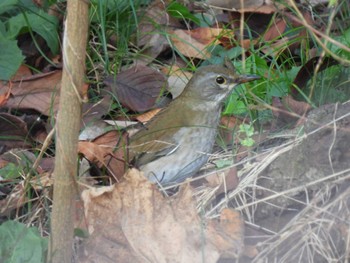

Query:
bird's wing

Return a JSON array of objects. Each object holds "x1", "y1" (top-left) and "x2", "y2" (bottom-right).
[
  {"x1": 128, "y1": 100, "x2": 189, "y2": 167},
  {"x1": 129, "y1": 134, "x2": 179, "y2": 167}
]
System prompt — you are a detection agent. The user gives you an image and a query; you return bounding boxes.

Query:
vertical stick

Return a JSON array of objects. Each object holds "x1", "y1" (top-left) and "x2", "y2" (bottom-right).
[{"x1": 49, "y1": 1, "x2": 89, "y2": 262}]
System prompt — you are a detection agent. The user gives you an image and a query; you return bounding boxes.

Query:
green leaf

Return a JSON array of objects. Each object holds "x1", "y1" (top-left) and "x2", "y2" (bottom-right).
[
  {"x1": 239, "y1": 124, "x2": 254, "y2": 137},
  {"x1": 328, "y1": 0, "x2": 337, "y2": 7},
  {"x1": 202, "y1": 46, "x2": 243, "y2": 66},
  {"x1": 193, "y1": 13, "x2": 213, "y2": 27},
  {"x1": 0, "y1": 221, "x2": 48, "y2": 263},
  {"x1": 0, "y1": 21, "x2": 7, "y2": 40},
  {"x1": 224, "y1": 99, "x2": 247, "y2": 115},
  {"x1": 0, "y1": 163, "x2": 22, "y2": 179},
  {"x1": 166, "y1": 1, "x2": 200, "y2": 25},
  {"x1": 0, "y1": 39, "x2": 24, "y2": 80},
  {"x1": 328, "y1": 27, "x2": 350, "y2": 59},
  {"x1": 226, "y1": 47, "x2": 244, "y2": 59},
  {"x1": 74, "y1": 228, "x2": 89, "y2": 238},
  {"x1": 241, "y1": 137, "x2": 255, "y2": 147},
  {"x1": 0, "y1": 0, "x2": 19, "y2": 15},
  {"x1": 214, "y1": 159, "x2": 233, "y2": 169},
  {"x1": 6, "y1": 10, "x2": 59, "y2": 54}
]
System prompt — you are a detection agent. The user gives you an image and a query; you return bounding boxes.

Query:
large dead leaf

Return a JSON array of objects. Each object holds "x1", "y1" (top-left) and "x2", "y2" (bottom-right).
[
  {"x1": 0, "y1": 70, "x2": 62, "y2": 115},
  {"x1": 77, "y1": 169, "x2": 244, "y2": 263},
  {"x1": 104, "y1": 65, "x2": 168, "y2": 112}
]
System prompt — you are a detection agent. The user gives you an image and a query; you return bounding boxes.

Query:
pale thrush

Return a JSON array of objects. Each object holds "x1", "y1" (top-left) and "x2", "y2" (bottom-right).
[{"x1": 129, "y1": 59, "x2": 260, "y2": 186}]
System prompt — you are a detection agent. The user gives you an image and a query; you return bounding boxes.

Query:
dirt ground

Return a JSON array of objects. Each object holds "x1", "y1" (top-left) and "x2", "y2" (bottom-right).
[{"x1": 229, "y1": 102, "x2": 350, "y2": 262}]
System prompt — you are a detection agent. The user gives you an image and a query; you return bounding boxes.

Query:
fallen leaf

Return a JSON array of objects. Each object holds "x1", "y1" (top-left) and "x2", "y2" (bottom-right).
[
  {"x1": 283, "y1": 95, "x2": 312, "y2": 117},
  {"x1": 11, "y1": 65, "x2": 33, "y2": 81},
  {"x1": 206, "y1": 0, "x2": 276, "y2": 12},
  {"x1": 104, "y1": 65, "x2": 168, "y2": 112},
  {"x1": 243, "y1": 245, "x2": 259, "y2": 258},
  {"x1": 137, "y1": 0, "x2": 180, "y2": 61},
  {"x1": 0, "y1": 113, "x2": 32, "y2": 154},
  {"x1": 0, "y1": 82, "x2": 12, "y2": 107},
  {"x1": 135, "y1": 108, "x2": 162, "y2": 123},
  {"x1": 30, "y1": 172, "x2": 53, "y2": 190},
  {"x1": 78, "y1": 141, "x2": 113, "y2": 165},
  {"x1": 0, "y1": 183, "x2": 28, "y2": 217},
  {"x1": 162, "y1": 65, "x2": 193, "y2": 98},
  {"x1": 82, "y1": 94, "x2": 113, "y2": 124},
  {"x1": 219, "y1": 116, "x2": 244, "y2": 145},
  {"x1": 195, "y1": 167, "x2": 239, "y2": 198},
  {"x1": 263, "y1": 18, "x2": 287, "y2": 41},
  {"x1": 0, "y1": 70, "x2": 62, "y2": 115},
  {"x1": 92, "y1": 130, "x2": 129, "y2": 182},
  {"x1": 170, "y1": 28, "x2": 232, "y2": 59},
  {"x1": 77, "y1": 169, "x2": 244, "y2": 263}
]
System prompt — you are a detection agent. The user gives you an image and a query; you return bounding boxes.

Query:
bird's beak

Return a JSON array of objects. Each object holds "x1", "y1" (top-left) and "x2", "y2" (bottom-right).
[{"x1": 236, "y1": 74, "x2": 261, "y2": 84}]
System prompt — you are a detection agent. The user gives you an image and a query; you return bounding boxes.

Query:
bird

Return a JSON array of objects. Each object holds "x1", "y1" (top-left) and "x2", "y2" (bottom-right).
[{"x1": 128, "y1": 59, "x2": 260, "y2": 187}]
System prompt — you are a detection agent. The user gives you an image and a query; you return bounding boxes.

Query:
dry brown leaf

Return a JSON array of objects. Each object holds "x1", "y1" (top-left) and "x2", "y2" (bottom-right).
[
  {"x1": 263, "y1": 18, "x2": 287, "y2": 41},
  {"x1": 237, "y1": 4, "x2": 279, "y2": 13},
  {"x1": 30, "y1": 172, "x2": 53, "y2": 190},
  {"x1": 0, "y1": 158, "x2": 9, "y2": 168},
  {"x1": 137, "y1": 0, "x2": 179, "y2": 60},
  {"x1": 260, "y1": 37, "x2": 291, "y2": 57},
  {"x1": 78, "y1": 129, "x2": 128, "y2": 182},
  {"x1": 104, "y1": 65, "x2": 167, "y2": 112},
  {"x1": 207, "y1": 0, "x2": 284, "y2": 13},
  {"x1": 0, "y1": 184, "x2": 28, "y2": 217},
  {"x1": 272, "y1": 95, "x2": 312, "y2": 127},
  {"x1": 219, "y1": 116, "x2": 243, "y2": 144},
  {"x1": 0, "y1": 70, "x2": 62, "y2": 115},
  {"x1": 135, "y1": 108, "x2": 162, "y2": 123},
  {"x1": 243, "y1": 245, "x2": 259, "y2": 258},
  {"x1": 283, "y1": 95, "x2": 312, "y2": 117},
  {"x1": 38, "y1": 157, "x2": 55, "y2": 172},
  {"x1": 93, "y1": 130, "x2": 128, "y2": 182},
  {"x1": 11, "y1": 65, "x2": 33, "y2": 81},
  {"x1": 78, "y1": 141, "x2": 113, "y2": 165},
  {"x1": 82, "y1": 95, "x2": 113, "y2": 124},
  {"x1": 271, "y1": 96, "x2": 309, "y2": 129},
  {"x1": 200, "y1": 167, "x2": 239, "y2": 197},
  {"x1": 171, "y1": 28, "x2": 231, "y2": 59},
  {"x1": 77, "y1": 169, "x2": 244, "y2": 263},
  {"x1": 0, "y1": 82, "x2": 12, "y2": 107},
  {"x1": 0, "y1": 113, "x2": 32, "y2": 153}
]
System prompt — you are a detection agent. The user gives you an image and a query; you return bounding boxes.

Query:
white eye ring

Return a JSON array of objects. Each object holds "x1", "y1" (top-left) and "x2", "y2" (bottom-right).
[{"x1": 215, "y1": 76, "x2": 226, "y2": 85}]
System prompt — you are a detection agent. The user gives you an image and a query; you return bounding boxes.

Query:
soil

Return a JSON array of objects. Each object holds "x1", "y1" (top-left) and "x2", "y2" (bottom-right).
[{"x1": 230, "y1": 102, "x2": 350, "y2": 262}]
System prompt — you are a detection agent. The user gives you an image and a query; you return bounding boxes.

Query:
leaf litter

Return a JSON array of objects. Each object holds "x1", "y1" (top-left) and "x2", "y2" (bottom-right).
[{"x1": 0, "y1": 0, "x2": 350, "y2": 262}]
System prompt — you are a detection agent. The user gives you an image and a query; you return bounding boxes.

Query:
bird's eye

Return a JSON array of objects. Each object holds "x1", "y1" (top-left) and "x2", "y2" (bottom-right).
[{"x1": 215, "y1": 76, "x2": 226, "y2": 85}]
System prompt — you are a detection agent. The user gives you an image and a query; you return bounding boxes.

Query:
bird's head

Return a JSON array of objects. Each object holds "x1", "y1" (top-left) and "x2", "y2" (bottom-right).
[{"x1": 181, "y1": 59, "x2": 260, "y2": 103}]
